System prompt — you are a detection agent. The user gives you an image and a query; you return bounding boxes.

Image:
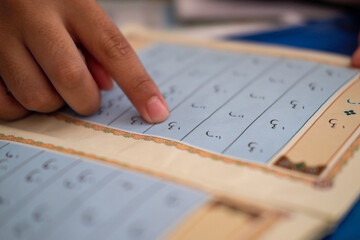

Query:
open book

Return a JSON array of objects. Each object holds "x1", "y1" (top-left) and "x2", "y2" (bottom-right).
[{"x1": 1, "y1": 27, "x2": 360, "y2": 240}]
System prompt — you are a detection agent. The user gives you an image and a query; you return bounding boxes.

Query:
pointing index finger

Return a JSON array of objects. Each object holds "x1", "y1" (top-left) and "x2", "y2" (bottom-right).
[{"x1": 67, "y1": 0, "x2": 169, "y2": 123}]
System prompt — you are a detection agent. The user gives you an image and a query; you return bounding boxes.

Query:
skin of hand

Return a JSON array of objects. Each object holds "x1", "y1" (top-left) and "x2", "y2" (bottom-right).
[{"x1": 0, "y1": 0, "x2": 169, "y2": 123}]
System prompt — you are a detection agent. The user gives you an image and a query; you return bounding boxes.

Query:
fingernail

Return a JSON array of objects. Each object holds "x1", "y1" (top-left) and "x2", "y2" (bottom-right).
[{"x1": 146, "y1": 96, "x2": 169, "y2": 123}]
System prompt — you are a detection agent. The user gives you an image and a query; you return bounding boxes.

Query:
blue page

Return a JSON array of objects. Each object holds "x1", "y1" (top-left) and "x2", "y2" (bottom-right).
[
  {"x1": 63, "y1": 43, "x2": 359, "y2": 165},
  {"x1": 0, "y1": 140, "x2": 209, "y2": 240}
]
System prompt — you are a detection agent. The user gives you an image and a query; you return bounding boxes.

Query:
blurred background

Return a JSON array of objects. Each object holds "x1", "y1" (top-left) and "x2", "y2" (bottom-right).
[
  {"x1": 96, "y1": 1, "x2": 360, "y2": 239},
  {"x1": 97, "y1": 0, "x2": 360, "y2": 55}
]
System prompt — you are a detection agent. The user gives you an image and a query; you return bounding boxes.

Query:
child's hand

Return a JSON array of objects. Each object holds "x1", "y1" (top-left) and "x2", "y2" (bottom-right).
[{"x1": 0, "y1": 0, "x2": 169, "y2": 123}]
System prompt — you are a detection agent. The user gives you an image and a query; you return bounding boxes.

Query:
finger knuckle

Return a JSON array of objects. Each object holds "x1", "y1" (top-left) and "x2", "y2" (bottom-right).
[
  {"x1": 58, "y1": 63, "x2": 86, "y2": 90},
  {"x1": 131, "y1": 75, "x2": 153, "y2": 94},
  {"x1": 100, "y1": 30, "x2": 131, "y2": 60},
  {"x1": 19, "y1": 90, "x2": 56, "y2": 112}
]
